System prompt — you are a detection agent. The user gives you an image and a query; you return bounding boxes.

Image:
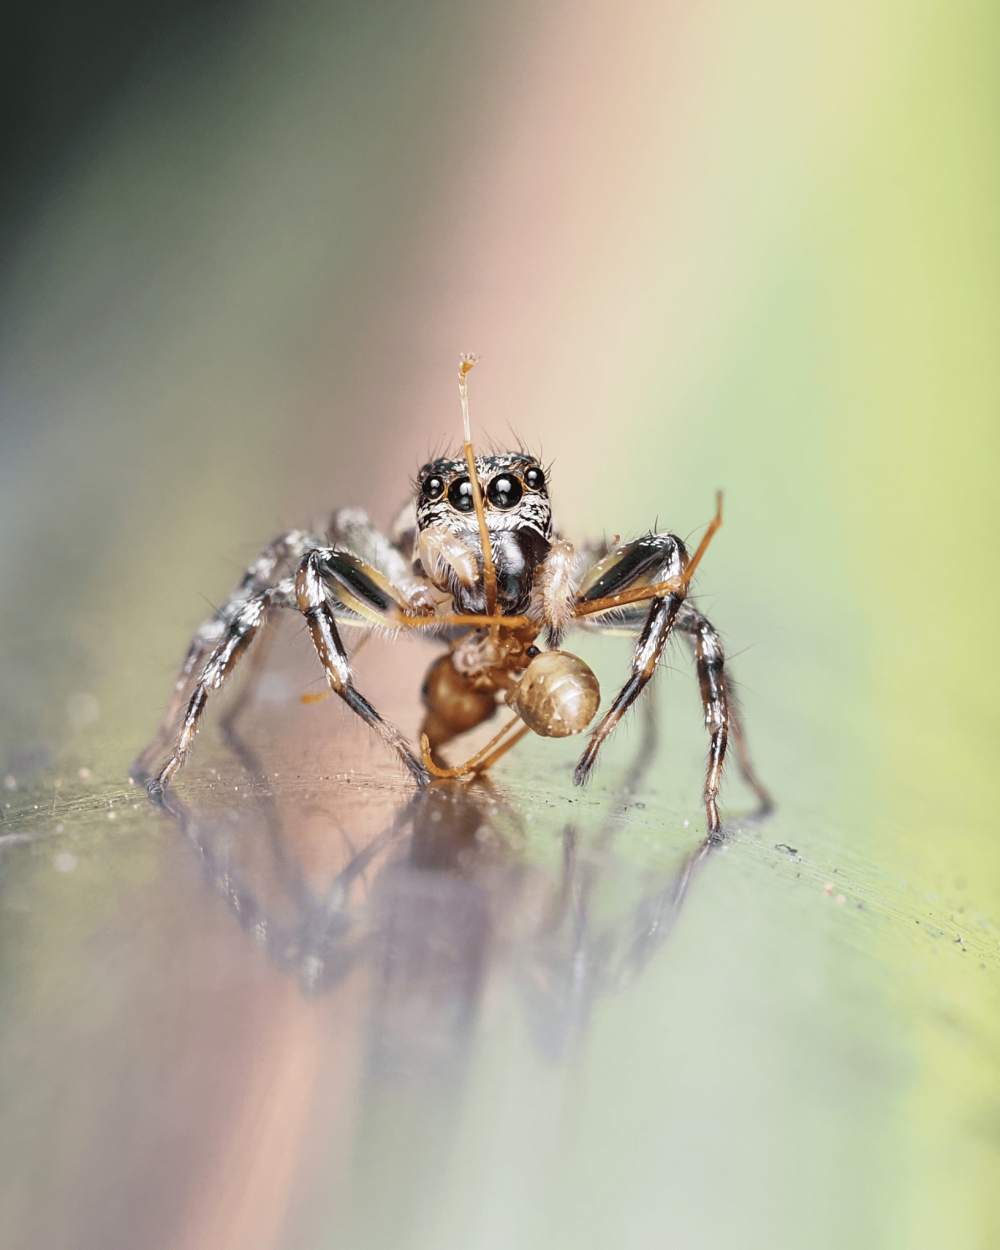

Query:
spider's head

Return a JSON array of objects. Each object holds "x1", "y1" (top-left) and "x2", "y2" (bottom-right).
[
  {"x1": 413, "y1": 452, "x2": 552, "y2": 613},
  {"x1": 414, "y1": 453, "x2": 552, "y2": 542}
]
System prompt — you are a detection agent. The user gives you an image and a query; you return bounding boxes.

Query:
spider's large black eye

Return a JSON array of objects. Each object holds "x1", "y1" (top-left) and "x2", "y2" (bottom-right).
[
  {"x1": 447, "y1": 476, "x2": 476, "y2": 513},
  {"x1": 487, "y1": 474, "x2": 523, "y2": 510},
  {"x1": 523, "y1": 466, "x2": 545, "y2": 492},
  {"x1": 421, "y1": 475, "x2": 445, "y2": 501}
]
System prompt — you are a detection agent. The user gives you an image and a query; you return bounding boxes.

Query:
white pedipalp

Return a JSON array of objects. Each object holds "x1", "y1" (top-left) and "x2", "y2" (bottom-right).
[
  {"x1": 531, "y1": 539, "x2": 577, "y2": 633},
  {"x1": 417, "y1": 525, "x2": 480, "y2": 591}
]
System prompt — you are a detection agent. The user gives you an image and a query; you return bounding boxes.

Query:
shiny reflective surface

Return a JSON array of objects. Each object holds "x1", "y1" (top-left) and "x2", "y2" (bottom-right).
[
  {"x1": 2, "y1": 616, "x2": 998, "y2": 1248},
  {"x1": 0, "y1": 638, "x2": 726, "y2": 1249}
]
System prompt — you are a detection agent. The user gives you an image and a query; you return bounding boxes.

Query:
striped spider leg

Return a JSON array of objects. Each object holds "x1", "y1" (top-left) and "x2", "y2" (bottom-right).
[
  {"x1": 131, "y1": 528, "x2": 317, "y2": 786},
  {"x1": 551, "y1": 497, "x2": 771, "y2": 836},
  {"x1": 133, "y1": 512, "x2": 442, "y2": 797}
]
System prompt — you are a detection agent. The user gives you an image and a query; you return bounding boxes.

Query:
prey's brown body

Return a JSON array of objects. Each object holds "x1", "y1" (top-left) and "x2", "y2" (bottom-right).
[{"x1": 133, "y1": 359, "x2": 771, "y2": 835}]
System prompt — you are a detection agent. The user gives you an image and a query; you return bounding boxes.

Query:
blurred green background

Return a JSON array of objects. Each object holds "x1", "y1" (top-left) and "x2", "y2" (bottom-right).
[{"x1": 0, "y1": 0, "x2": 998, "y2": 1247}]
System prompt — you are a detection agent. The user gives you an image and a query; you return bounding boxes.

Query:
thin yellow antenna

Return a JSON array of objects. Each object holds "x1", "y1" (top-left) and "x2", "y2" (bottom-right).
[{"x1": 458, "y1": 354, "x2": 498, "y2": 617}]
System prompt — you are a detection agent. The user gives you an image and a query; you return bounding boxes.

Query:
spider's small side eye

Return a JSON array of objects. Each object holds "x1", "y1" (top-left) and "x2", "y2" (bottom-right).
[
  {"x1": 422, "y1": 475, "x2": 445, "y2": 501},
  {"x1": 486, "y1": 474, "x2": 523, "y2": 510},
  {"x1": 448, "y1": 476, "x2": 476, "y2": 513},
  {"x1": 524, "y1": 466, "x2": 545, "y2": 492}
]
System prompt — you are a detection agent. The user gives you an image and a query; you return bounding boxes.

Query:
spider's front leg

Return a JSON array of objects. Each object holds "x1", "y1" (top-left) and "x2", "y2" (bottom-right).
[
  {"x1": 138, "y1": 535, "x2": 433, "y2": 797},
  {"x1": 568, "y1": 532, "x2": 689, "y2": 788},
  {"x1": 566, "y1": 524, "x2": 771, "y2": 836},
  {"x1": 294, "y1": 548, "x2": 431, "y2": 785}
]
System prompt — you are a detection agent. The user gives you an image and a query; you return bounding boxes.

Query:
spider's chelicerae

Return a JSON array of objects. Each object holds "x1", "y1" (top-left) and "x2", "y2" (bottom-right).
[{"x1": 134, "y1": 358, "x2": 771, "y2": 835}]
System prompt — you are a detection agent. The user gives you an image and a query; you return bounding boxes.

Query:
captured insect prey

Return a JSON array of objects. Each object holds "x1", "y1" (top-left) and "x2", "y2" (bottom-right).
[{"x1": 132, "y1": 356, "x2": 772, "y2": 835}]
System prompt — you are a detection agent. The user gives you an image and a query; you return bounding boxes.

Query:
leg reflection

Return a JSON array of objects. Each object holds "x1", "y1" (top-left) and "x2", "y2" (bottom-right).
[
  {"x1": 514, "y1": 694, "x2": 721, "y2": 1058},
  {"x1": 140, "y1": 681, "x2": 727, "y2": 1061}
]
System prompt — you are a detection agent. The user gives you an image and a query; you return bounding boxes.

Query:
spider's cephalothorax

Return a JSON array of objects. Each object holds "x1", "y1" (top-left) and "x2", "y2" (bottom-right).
[
  {"x1": 414, "y1": 453, "x2": 552, "y2": 615},
  {"x1": 133, "y1": 358, "x2": 772, "y2": 836}
]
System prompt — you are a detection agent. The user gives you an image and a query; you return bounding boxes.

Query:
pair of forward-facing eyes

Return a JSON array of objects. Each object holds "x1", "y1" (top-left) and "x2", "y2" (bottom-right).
[{"x1": 420, "y1": 465, "x2": 547, "y2": 514}]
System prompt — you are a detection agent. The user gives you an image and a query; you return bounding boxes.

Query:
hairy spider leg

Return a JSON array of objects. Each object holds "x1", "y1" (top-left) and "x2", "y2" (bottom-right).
[
  {"x1": 569, "y1": 522, "x2": 770, "y2": 834},
  {"x1": 676, "y1": 602, "x2": 728, "y2": 834},
  {"x1": 147, "y1": 583, "x2": 291, "y2": 794},
  {"x1": 567, "y1": 527, "x2": 690, "y2": 790},
  {"x1": 216, "y1": 611, "x2": 287, "y2": 808},
  {"x1": 571, "y1": 492, "x2": 723, "y2": 621},
  {"x1": 295, "y1": 549, "x2": 430, "y2": 784},
  {"x1": 300, "y1": 629, "x2": 374, "y2": 704},
  {"x1": 570, "y1": 530, "x2": 689, "y2": 789},
  {"x1": 131, "y1": 529, "x2": 316, "y2": 782},
  {"x1": 218, "y1": 612, "x2": 279, "y2": 745},
  {"x1": 574, "y1": 590, "x2": 686, "y2": 792},
  {"x1": 141, "y1": 539, "x2": 438, "y2": 794},
  {"x1": 676, "y1": 603, "x2": 773, "y2": 822}
]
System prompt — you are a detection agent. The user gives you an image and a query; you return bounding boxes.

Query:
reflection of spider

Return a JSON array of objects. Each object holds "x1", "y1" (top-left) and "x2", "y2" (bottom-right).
[{"x1": 134, "y1": 357, "x2": 771, "y2": 834}]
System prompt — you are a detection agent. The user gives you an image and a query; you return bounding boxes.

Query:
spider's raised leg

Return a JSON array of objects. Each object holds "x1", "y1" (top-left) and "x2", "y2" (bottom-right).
[
  {"x1": 571, "y1": 533, "x2": 688, "y2": 790},
  {"x1": 676, "y1": 603, "x2": 773, "y2": 826}
]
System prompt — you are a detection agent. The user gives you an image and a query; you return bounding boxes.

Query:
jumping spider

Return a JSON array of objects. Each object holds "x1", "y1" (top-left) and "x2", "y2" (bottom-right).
[{"x1": 134, "y1": 357, "x2": 771, "y2": 835}]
